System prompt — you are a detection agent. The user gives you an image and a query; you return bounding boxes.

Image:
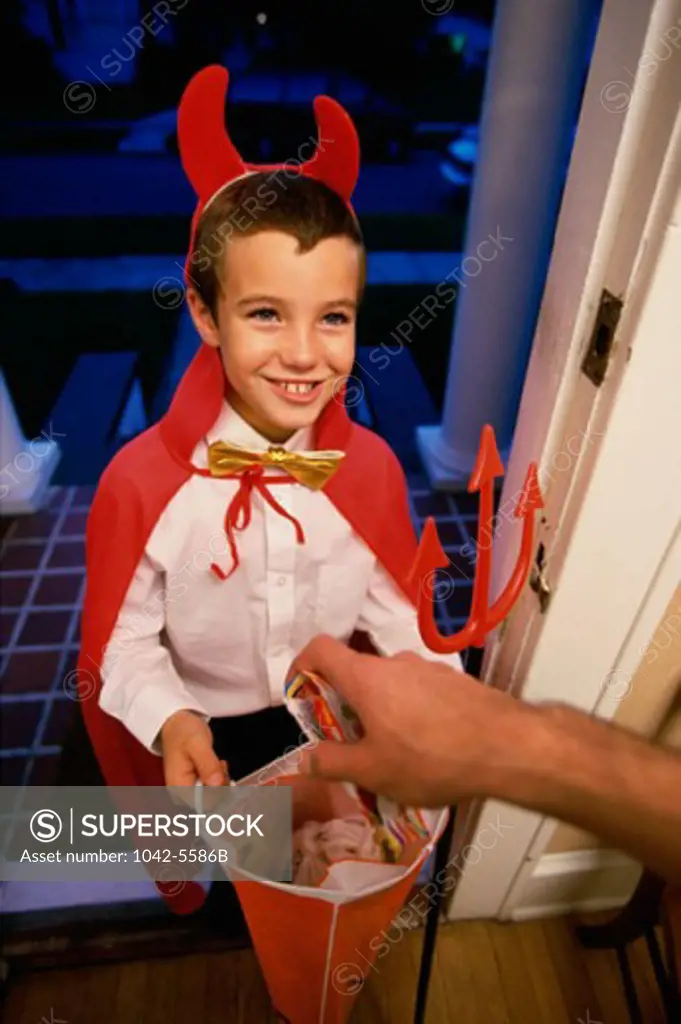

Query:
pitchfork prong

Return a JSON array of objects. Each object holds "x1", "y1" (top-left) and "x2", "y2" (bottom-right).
[{"x1": 410, "y1": 429, "x2": 543, "y2": 654}]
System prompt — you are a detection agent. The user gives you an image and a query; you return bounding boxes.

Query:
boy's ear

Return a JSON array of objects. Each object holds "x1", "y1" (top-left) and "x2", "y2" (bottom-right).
[{"x1": 186, "y1": 287, "x2": 220, "y2": 348}]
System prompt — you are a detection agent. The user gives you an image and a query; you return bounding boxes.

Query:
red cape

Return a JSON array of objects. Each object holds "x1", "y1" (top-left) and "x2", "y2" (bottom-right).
[{"x1": 78, "y1": 344, "x2": 419, "y2": 912}]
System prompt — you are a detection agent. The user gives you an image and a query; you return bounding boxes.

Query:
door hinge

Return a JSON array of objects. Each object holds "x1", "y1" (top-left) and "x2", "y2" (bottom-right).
[
  {"x1": 529, "y1": 542, "x2": 552, "y2": 613},
  {"x1": 581, "y1": 289, "x2": 623, "y2": 387}
]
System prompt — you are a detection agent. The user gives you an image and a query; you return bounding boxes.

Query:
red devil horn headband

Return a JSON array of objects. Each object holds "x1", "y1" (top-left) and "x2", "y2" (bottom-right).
[{"x1": 177, "y1": 65, "x2": 360, "y2": 213}]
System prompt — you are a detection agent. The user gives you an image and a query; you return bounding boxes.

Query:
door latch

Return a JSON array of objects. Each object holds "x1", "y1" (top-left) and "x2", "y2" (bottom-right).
[
  {"x1": 581, "y1": 289, "x2": 623, "y2": 387},
  {"x1": 529, "y1": 542, "x2": 552, "y2": 613}
]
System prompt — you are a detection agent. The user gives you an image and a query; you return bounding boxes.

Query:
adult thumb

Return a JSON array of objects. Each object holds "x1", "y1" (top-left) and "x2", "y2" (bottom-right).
[{"x1": 301, "y1": 740, "x2": 372, "y2": 787}]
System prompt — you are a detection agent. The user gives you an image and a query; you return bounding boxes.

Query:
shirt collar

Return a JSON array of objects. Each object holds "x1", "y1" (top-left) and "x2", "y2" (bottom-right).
[{"x1": 204, "y1": 401, "x2": 313, "y2": 453}]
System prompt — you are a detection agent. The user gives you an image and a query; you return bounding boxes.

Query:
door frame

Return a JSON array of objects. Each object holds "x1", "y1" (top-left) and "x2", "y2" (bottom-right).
[{"x1": 445, "y1": 0, "x2": 681, "y2": 920}]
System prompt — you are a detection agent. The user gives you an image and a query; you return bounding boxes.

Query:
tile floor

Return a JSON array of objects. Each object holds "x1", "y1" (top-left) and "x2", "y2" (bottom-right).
[
  {"x1": 0, "y1": 483, "x2": 479, "y2": 786},
  {"x1": 0, "y1": 486, "x2": 92, "y2": 788}
]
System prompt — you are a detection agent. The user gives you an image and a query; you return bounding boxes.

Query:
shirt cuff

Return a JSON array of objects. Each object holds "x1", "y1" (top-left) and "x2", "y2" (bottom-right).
[{"x1": 118, "y1": 685, "x2": 210, "y2": 757}]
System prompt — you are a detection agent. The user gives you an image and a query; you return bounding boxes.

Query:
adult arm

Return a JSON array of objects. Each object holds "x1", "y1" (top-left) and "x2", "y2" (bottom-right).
[{"x1": 290, "y1": 636, "x2": 681, "y2": 885}]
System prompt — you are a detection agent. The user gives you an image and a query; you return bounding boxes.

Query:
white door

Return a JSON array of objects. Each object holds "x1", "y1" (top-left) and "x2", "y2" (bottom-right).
[{"x1": 446, "y1": 0, "x2": 681, "y2": 920}]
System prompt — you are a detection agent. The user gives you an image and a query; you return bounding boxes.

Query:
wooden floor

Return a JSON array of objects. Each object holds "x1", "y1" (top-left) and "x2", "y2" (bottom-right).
[{"x1": 2, "y1": 915, "x2": 666, "y2": 1024}]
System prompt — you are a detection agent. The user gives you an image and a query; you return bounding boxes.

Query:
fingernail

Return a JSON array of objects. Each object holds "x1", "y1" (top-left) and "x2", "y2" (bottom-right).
[{"x1": 207, "y1": 772, "x2": 223, "y2": 786}]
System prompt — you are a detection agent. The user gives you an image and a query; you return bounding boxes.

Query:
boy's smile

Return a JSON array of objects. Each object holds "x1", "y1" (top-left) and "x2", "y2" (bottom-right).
[
  {"x1": 188, "y1": 230, "x2": 361, "y2": 443},
  {"x1": 263, "y1": 378, "x2": 327, "y2": 404}
]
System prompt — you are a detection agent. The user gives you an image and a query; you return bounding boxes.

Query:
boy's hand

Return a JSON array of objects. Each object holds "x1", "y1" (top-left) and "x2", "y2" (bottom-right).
[{"x1": 160, "y1": 710, "x2": 228, "y2": 788}]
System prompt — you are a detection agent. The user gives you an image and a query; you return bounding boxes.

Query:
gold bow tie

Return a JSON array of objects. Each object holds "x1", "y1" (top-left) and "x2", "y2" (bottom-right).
[{"x1": 207, "y1": 440, "x2": 345, "y2": 490}]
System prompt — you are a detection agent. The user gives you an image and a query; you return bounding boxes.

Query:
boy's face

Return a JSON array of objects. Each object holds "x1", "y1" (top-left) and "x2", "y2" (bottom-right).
[{"x1": 188, "y1": 230, "x2": 360, "y2": 443}]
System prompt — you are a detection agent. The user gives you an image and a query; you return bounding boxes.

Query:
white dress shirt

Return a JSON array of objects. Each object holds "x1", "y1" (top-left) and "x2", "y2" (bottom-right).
[{"x1": 100, "y1": 402, "x2": 463, "y2": 753}]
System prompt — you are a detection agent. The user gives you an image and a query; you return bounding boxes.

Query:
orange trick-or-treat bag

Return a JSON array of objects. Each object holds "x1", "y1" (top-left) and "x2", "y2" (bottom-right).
[{"x1": 202, "y1": 672, "x2": 448, "y2": 1024}]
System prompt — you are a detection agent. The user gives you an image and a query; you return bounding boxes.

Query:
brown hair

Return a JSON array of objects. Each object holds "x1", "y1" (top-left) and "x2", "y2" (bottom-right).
[{"x1": 187, "y1": 171, "x2": 365, "y2": 318}]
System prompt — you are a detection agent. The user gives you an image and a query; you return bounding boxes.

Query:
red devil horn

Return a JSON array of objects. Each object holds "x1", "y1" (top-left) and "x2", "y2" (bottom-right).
[
  {"x1": 177, "y1": 65, "x2": 246, "y2": 206},
  {"x1": 302, "y1": 95, "x2": 360, "y2": 203}
]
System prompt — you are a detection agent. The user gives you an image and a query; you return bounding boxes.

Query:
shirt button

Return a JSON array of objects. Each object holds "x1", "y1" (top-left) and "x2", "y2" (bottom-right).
[{"x1": 277, "y1": 575, "x2": 287, "y2": 586}]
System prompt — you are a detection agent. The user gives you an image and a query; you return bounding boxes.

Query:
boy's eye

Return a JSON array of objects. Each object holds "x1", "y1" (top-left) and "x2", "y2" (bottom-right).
[
  {"x1": 248, "y1": 307, "x2": 279, "y2": 322},
  {"x1": 323, "y1": 311, "x2": 351, "y2": 326}
]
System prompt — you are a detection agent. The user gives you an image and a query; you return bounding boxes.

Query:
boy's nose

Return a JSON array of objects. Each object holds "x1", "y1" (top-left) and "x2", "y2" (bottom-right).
[{"x1": 280, "y1": 327, "x2": 320, "y2": 370}]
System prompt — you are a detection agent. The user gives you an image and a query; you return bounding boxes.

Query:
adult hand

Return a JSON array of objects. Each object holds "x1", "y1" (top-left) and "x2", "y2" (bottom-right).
[
  {"x1": 288, "y1": 635, "x2": 534, "y2": 808},
  {"x1": 289, "y1": 638, "x2": 681, "y2": 885}
]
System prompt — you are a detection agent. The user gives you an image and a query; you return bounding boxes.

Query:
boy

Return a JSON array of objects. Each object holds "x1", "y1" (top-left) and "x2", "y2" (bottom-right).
[{"x1": 80, "y1": 65, "x2": 463, "y2": 820}]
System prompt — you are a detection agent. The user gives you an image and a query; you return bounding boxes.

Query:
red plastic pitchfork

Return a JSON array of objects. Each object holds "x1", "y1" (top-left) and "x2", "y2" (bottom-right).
[{"x1": 409, "y1": 424, "x2": 544, "y2": 653}]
